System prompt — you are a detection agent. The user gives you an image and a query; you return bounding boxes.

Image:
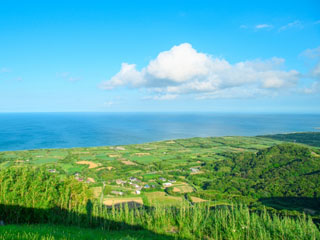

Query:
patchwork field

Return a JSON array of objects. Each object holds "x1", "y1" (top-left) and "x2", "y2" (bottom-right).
[
  {"x1": 1, "y1": 133, "x2": 320, "y2": 216},
  {"x1": 145, "y1": 192, "x2": 184, "y2": 206}
]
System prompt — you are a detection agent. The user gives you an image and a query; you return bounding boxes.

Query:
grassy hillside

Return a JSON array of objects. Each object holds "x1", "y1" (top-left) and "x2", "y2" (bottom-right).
[
  {"x1": 0, "y1": 134, "x2": 319, "y2": 212},
  {"x1": 0, "y1": 136, "x2": 283, "y2": 209},
  {"x1": 198, "y1": 143, "x2": 320, "y2": 198},
  {"x1": 0, "y1": 133, "x2": 320, "y2": 239}
]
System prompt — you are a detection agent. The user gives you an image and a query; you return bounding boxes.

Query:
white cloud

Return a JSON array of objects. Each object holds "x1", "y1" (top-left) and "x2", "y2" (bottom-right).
[
  {"x1": 146, "y1": 43, "x2": 212, "y2": 83},
  {"x1": 255, "y1": 24, "x2": 273, "y2": 29},
  {"x1": 279, "y1": 20, "x2": 303, "y2": 31},
  {"x1": 301, "y1": 46, "x2": 320, "y2": 80},
  {"x1": 101, "y1": 63, "x2": 145, "y2": 89},
  {"x1": 101, "y1": 43, "x2": 300, "y2": 99},
  {"x1": 302, "y1": 46, "x2": 320, "y2": 59},
  {"x1": 303, "y1": 82, "x2": 320, "y2": 94}
]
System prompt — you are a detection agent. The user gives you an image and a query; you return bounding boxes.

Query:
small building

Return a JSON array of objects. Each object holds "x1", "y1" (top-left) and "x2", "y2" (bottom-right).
[
  {"x1": 144, "y1": 184, "x2": 150, "y2": 189},
  {"x1": 135, "y1": 190, "x2": 141, "y2": 195},
  {"x1": 48, "y1": 169, "x2": 56, "y2": 173},
  {"x1": 159, "y1": 177, "x2": 166, "y2": 182},
  {"x1": 130, "y1": 177, "x2": 138, "y2": 182},
  {"x1": 168, "y1": 180, "x2": 176, "y2": 183},
  {"x1": 163, "y1": 182, "x2": 172, "y2": 187}
]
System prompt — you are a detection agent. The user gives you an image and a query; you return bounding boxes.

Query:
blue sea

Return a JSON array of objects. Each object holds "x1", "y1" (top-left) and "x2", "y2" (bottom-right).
[{"x1": 0, "y1": 113, "x2": 319, "y2": 151}]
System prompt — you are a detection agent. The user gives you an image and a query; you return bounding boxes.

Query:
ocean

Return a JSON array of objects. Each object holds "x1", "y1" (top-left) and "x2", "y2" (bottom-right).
[{"x1": 0, "y1": 113, "x2": 319, "y2": 151}]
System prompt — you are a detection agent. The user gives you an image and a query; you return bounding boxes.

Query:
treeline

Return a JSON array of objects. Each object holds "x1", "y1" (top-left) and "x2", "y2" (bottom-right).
[
  {"x1": 191, "y1": 144, "x2": 320, "y2": 199},
  {"x1": 260, "y1": 132, "x2": 320, "y2": 147}
]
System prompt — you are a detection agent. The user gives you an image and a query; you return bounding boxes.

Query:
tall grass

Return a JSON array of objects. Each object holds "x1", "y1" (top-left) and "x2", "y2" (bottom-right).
[{"x1": 1, "y1": 201, "x2": 319, "y2": 240}]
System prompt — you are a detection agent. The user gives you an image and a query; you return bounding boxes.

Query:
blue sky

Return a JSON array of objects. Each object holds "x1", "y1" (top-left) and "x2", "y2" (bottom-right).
[{"x1": 0, "y1": 0, "x2": 319, "y2": 113}]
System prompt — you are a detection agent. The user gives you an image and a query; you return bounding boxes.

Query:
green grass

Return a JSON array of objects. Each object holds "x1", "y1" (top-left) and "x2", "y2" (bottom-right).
[
  {"x1": 32, "y1": 158, "x2": 58, "y2": 164},
  {"x1": 0, "y1": 224, "x2": 173, "y2": 240},
  {"x1": 0, "y1": 204, "x2": 319, "y2": 240}
]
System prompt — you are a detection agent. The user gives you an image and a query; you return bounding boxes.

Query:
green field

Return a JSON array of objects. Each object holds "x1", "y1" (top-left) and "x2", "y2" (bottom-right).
[
  {"x1": 0, "y1": 132, "x2": 320, "y2": 239},
  {"x1": 0, "y1": 134, "x2": 319, "y2": 212}
]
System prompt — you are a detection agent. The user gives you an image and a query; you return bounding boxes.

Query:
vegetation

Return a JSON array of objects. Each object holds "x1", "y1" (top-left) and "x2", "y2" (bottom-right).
[
  {"x1": 0, "y1": 132, "x2": 320, "y2": 239},
  {"x1": 0, "y1": 167, "x2": 91, "y2": 210},
  {"x1": 0, "y1": 224, "x2": 173, "y2": 240},
  {"x1": 0, "y1": 169, "x2": 318, "y2": 240},
  {"x1": 198, "y1": 143, "x2": 320, "y2": 198},
  {"x1": 260, "y1": 132, "x2": 320, "y2": 147}
]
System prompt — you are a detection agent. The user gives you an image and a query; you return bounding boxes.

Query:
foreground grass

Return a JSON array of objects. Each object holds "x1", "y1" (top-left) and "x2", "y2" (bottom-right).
[
  {"x1": 0, "y1": 224, "x2": 174, "y2": 240},
  {"x1": 1, "y1": 204, "x2": 319, "y2": 240}
]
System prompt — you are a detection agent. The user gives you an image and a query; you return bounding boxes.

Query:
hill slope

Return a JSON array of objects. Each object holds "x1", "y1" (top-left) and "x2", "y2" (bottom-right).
[{"x1": 200, "y1": 143, "x2": 320, "y2": 199}]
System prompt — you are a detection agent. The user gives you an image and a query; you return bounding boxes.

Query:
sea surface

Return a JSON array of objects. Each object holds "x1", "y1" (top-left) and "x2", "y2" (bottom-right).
[{"x1": 0, "y1": 113, "x2": 319, "y2": 151}]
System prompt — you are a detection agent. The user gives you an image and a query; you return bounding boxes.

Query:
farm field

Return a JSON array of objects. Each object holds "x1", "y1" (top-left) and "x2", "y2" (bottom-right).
[
  {"x1": 1, "y1": 132, "x2": 320, "y2": 239},
  {"x1": 0, "y1": 133, "x2": 320, "y2": 217}
]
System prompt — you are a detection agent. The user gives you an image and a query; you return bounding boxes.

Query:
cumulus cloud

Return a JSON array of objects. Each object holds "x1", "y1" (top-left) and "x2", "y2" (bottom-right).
[
  {"x1": 101, "y1": 43, "x2": 300, "y2": 99},
  {"x1": 255, "y1": 24, "x2": 273, "y2": 29}
]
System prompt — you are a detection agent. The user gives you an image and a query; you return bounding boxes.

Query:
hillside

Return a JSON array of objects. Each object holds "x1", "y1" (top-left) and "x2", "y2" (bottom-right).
[
  {"x1": 199, "y1": 143, "x2": 320, "y2": 198},
  {"x1": 0, "y1": 133, "x2": 320, "y2": 239},
  {"x1": 0, "y1": 134, "x2": 319, "y2": 212}
]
